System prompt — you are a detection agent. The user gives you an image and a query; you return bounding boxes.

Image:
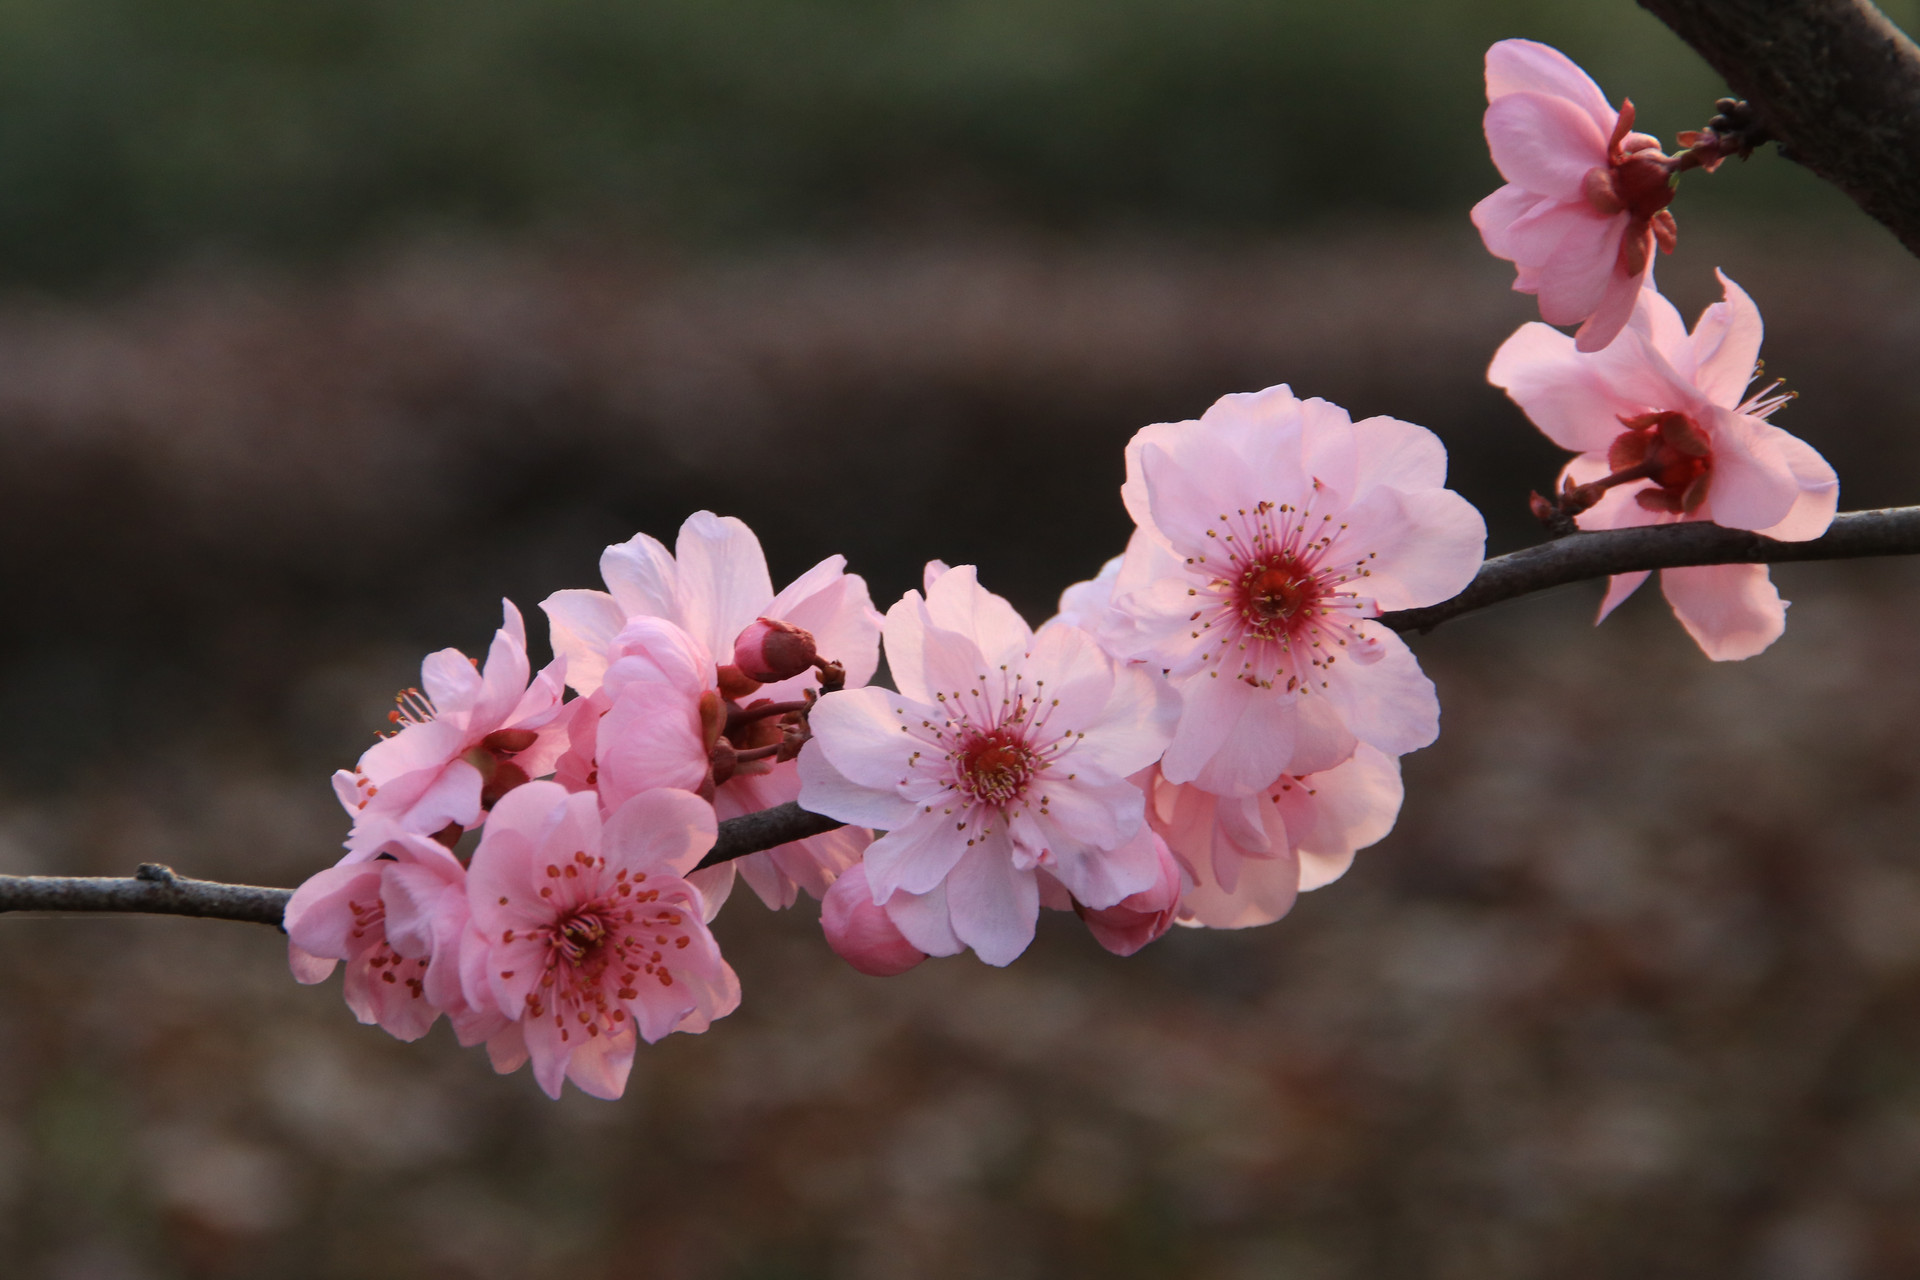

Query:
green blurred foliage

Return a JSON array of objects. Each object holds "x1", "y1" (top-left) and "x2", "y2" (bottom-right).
[{"x1": 0, "y1": 0, "x2": 1906, "y2": 285}]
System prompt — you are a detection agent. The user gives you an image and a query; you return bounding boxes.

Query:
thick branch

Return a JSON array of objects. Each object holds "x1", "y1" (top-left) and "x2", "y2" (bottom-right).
[
  {"x1": 9, "y1": 505, "x2": 1920, "y2": 927},
  {"x1": 1378, "y1": 505, "x2": 1920, "y2": 633},
  {"x1": 1637, "y1": 0, "x2": 1920, "y2": 257}
]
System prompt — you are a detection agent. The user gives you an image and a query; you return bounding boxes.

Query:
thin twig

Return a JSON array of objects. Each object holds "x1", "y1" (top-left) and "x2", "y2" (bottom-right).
[{"x1": 9, "y1": 504, "x2": 1920, "y2": 927}]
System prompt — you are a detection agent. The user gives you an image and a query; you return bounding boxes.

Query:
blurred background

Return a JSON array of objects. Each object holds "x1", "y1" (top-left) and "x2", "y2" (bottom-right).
[{"x1": 1, "y1": 0, "x2": 1919, "y2": 1275}]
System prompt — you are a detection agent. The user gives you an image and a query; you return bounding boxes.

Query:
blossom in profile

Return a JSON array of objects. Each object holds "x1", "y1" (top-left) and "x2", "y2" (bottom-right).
[
  {"x1": 1473, "y1": 38, "x2": 1680, "y2": 352},
  {"x1": 798, "y1": 564, "x2": 1177, "y2": 966},
  {"x1": 541, "y1": 512, "x2": 882, "y2": 908},
  {"x1": 1110, "y1": 385, "x2": 1484, "y2": 797},
  {"x1": 1139, "y1": 745, "x2": 1404, "y2": 930},
  {"x1": 466, "y1": 782, "x2": 737, "y2": 1100},
  {"x1": 284, "y1": 832, "x2": 469, "y2": 1042},
  {"x1": 332, "y1": 601, "x2": 568, "y2": 859},
  {"x1": 1489, "y1": 271, "x2": 1838, "y2": 659}
]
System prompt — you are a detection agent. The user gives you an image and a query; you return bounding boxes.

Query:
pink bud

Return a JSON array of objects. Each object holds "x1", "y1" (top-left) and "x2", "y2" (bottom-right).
[
  {"x1": 732, "y1": 618, "x2": 818, "y2": 684},
  {"x1": 821, "y1": 863, "x2": 927, "y2": 977},
  {"x1": 1075, "y1": 834, "x2": 1183, "y2": 957}
]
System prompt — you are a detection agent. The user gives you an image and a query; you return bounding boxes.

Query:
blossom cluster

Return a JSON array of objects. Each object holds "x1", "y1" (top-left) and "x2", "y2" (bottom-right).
[
  {"x1": 1475, "y1": 38, "x2": 1837, "y2": 659},
  {"x1": 288, "y1": 37, "x2": 1840, "y2": 1098}
]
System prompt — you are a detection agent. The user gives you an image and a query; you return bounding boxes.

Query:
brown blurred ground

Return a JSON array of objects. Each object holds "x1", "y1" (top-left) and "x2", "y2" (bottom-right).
[{"x1": 0, "y1": 225, "x2": 1919, "y2": 1278}]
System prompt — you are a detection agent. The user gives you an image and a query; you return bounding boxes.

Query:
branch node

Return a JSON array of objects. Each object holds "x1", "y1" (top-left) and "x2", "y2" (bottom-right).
[{"x1": 135, "y1": 863, "x2": 176, "y2": 884}]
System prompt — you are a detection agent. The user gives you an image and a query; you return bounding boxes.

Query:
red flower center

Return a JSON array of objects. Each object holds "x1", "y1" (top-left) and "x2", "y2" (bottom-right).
[
  {"x1": 1609, "y1": 410, "x2": 1713, "y2": 514},
  {"x1": 1238, "y1": 557, "x2": 1320, "y2": 639},
  {"x1": 957, "y1": 729, "x2": 1038, "y2": 806}
]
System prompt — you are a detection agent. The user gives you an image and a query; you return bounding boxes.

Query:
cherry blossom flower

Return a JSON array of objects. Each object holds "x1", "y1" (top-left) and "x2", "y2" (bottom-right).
[
  {"x1": 332, "y1": 601, "x2": 568, "y2": 859},
  {"x1": 542, "y1": 512, "x2": 882, "y2": 909},
  {"x1": 285, "y1": 833, "x2": 471, "y2": 1043},
  {"x1": 1473, "y1": 38, "x2": 1681, "y2": 352},
  {"x1": 1138, "y1": 745, "x2": 1404, "y2": 930},
  {"x1": 466, "y1": 782, "x2": 738, "y2": 1100},
  {"x1": 1068, "y1": 831, "x2": 1183, "y2": 956},
  {"x1": 1109, "y1": 384, "x2": 1484, "y2": 797},
  {"x1": 819, "y1": 863, "x2": 928, "y2": 977},
  {"x1": 1489, "y1": 271, "x2": 1838, "y2": 659},
  {"x1": 798, "y1": 564, "x2": 1178, "y2": 966}
]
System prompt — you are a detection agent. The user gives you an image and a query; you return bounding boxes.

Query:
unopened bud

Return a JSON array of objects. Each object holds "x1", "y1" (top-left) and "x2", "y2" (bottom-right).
[
  {"x1": 821, "y1": 864, "x2": 927, "y2": 977},
  {"x1": 732, "y1": 618, "x2": 818, "y2": 684}
]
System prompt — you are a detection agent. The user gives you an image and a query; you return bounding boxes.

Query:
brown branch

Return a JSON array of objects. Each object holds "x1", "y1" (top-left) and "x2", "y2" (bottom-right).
[
  {"x1": 0, "y1": 863, "x2": 291, "y2": 927},
  {"x1": 1637, "y1": 0, "x2": 1920, "y2": 257},
  {"x1": 9, "y1": 504, "x2": 1920, "y2": 927},
  {"x1": 1378, "y1": 505, "x2": 1920, "y2": 633}
]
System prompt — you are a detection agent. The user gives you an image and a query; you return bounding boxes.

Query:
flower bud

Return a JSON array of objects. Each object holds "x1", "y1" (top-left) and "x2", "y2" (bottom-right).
[
  {"x1": 821, "y1": 864, "x2": 927, "y2": 977},
  {"x1": 1074, "y1": 834, "x2": 1182, "y2": 957},
  {"x1": 732, "y1": 618, "x2": 818, "y2": 684}
]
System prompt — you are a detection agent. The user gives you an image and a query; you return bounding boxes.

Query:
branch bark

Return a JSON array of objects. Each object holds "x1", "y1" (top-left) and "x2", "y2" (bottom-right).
[
  {"x1": 9, "y1": 504, "x2": 1920, "y2": 928},
  {"x1": 1378, "y1": 505, "x2": 1920, "y2": 633},
  {"x1": 1637, "y1": 0, "x2": 1920, "y2": 257}
]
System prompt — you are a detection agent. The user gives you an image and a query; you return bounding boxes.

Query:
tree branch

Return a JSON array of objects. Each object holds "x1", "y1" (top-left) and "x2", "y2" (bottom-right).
[
  {"x1": 8, "y1": 504, "x2": 1920, "y2": 927},
  {"x1": 1637, "y1": 0, "x2": 1920, "y2": 258},
  {"x1": 0, "y1": 863, "x2": 291, "y2": 927},
  {"x1": 1378, "y1": 505, "x2": 1920, "y2": 633}
]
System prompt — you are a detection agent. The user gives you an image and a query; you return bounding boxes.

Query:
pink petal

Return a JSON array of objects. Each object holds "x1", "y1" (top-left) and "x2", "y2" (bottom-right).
[
  {"x1": 1688, "y1": 270, "x2": 1766, "y2": 408},
  {"x1": 923, "y1": 564, "x2": 1034, "y2": 667},
  {"x1": 1294, "y1": 744, "x2": 1404, "y2": 891},
  {"x1": 1486, "y1": 39, "x2": 1615, "y2": 127},
  {"x1": 603, "y1": 788, "x2": 719, "y2": 878},
  {"x1": 1472, "y1": 183, "x2": 1551, "y2": 262},
  {"x1": 1350, "y1": 414, "x2": 1450, "y2": 493},
  {"x1": 1319, "y1": 627, "x2": 1439, "y2": 756},
  {"x1": 1536, "y1": 209, "x2": 1630, "y2": 326},
  {"x1": 1751, "y1": 424, "x2": 1839, "y2": 543},
  {"x1": 563, "y1": 1030, "x2": 637, "y2": 1100},
  {"x1": 674, "y1": 511, "x2": 775, "y2": 659},
  {"x1": 599, "y1": 531, "x2": 682, "y2": 623},
  {"x1": 1161, "y1": 671, "x2": 1285, "y2": 795},
  {"x1": 540, "y1": 589, "x2": 625, "y2": 697},
  {"x1": 863, "y1": 809, "x2": 976, "y2": 902},
  {"x1": 1572, "y1": 249, "x2": 1649, "y2": 352},
  {"x1": 945, "y1": 841, "x2": 1041, "y2": 967},
  {"x1": 1596, "y1": 570, "x2": 1652, "y2": 623},
  {"x1": 883, "y1": 882, "x2": 965, "y2": 958},
  {"x1": 1659, "y1": 563, "x2": 1787, "y2": 661},
  {"x1": 1700, "y1": 410, "x2": 1798, "y2": 532},
  {"x1": 1484, "y1": 91, "x2": 1610, "y2": 201},
  {"x1": 1488, "y1": 322, "x2": 1628, "y2": 454},
  {"x1": 795, "y1": 716, "x2": 921, "y2": 830}
]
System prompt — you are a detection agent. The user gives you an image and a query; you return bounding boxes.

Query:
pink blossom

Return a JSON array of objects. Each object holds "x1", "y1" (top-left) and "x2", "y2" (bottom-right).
[
  {"x1": 285, "y1": 833, "x2": 467, "y2": 1043},
  {"x1": 332, "y1": 601, "x2": 568, "y2": 859},
  {"x1": 819, "y1": 862, "x2": 928, "y2": 977},
  {"x1": 1110, "y1": 385, "x2": 1484, "y2": 797},
  {"x1": 1472, "y1": 39, "x2": 1680, "y2": 352},
  {"x1": 798, "y1": 563, "x2": 1177, "y2": 966},
  {"x1": 542, "y1": 512, "x2": 881, "y2": 908},
  {"x1": 465, "y1": 782, "x2": 738, "y2": 1100},
  {"x1": 1071, "y1": 831, "x2": 1182, "y2": 956},
  {"x1": 1489, "y1": 271, "x2": 1838, "y2": 660},
  {"x1": 1140, "y1": 745, "x2": 1404, "y2": 930}
]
